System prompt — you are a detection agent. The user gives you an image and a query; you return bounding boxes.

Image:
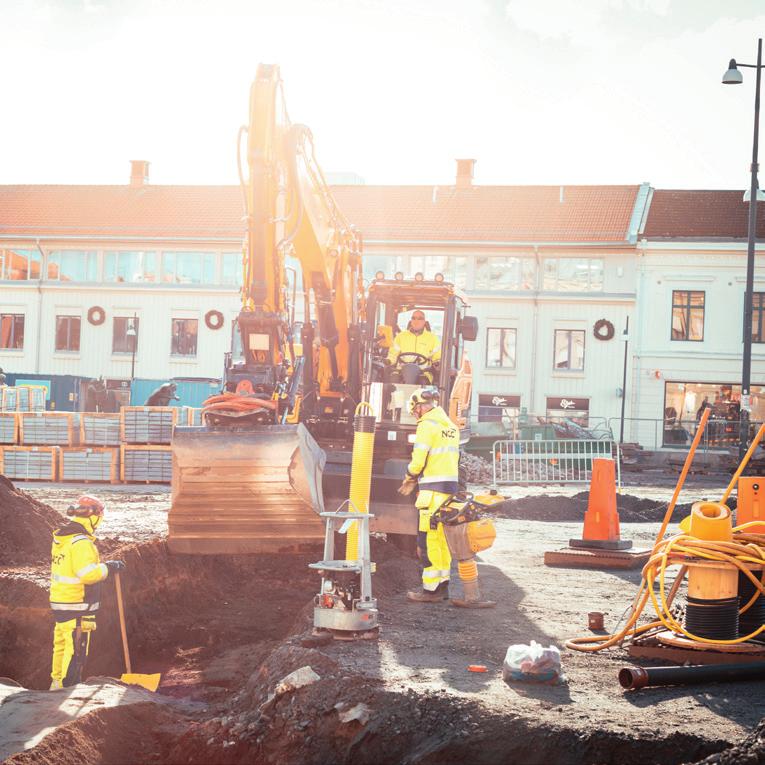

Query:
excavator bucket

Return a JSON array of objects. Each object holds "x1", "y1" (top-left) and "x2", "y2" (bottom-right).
[{"x1": 168, "y1": 423, "x2": 326, "y2": 554}]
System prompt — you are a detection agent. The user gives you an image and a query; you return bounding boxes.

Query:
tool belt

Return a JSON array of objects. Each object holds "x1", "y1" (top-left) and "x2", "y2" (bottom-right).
[{"x1": 430, "y1": 492, "x2": 497, "y2": 558}]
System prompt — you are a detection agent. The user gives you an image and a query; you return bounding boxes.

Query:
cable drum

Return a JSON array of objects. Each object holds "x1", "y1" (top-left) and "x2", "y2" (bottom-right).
[
  {"x1": 593, "y1": 318, "x2": 615, "y2": 341},
  {"x1": 739, "y1": 571, "x2": 765, "y2": 638},
  {"x1": 205, "y1": 310, "x2": 224, "y2": 330},
  {"x1": 87, "y1": 306, "x2": 106, "y2": 326},
  {"x1": 685, "y1": 596, "x2": 740, "y2": 641}
]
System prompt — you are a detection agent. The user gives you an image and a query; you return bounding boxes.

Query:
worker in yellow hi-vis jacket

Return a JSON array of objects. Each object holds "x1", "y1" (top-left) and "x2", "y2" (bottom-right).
[{"x1": 49, "y1": 495, "x2": 125, "y2": 689}]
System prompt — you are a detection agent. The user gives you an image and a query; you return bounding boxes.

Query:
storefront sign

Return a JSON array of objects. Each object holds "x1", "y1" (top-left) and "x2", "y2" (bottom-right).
[
  {"x1": 546, "y1": 396, "x2": 589, "y2": 411},
  {"x1": 478, "y1": 394, "x2": 521, "y2": 408}
]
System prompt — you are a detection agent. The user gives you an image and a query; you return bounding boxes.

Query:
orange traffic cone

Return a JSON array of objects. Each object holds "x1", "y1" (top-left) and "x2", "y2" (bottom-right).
[
  {"x1": 737, "y1": 477, "x2": 765, "y2": 534},
  {"x1": 569, "y1": 459, "x2": 632, "y2": 551}
]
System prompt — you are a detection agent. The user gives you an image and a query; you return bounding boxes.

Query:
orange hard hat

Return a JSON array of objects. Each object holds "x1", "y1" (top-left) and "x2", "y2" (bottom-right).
[{"x1": 67, "y1": 494, "x2": 104, "y2": 517}]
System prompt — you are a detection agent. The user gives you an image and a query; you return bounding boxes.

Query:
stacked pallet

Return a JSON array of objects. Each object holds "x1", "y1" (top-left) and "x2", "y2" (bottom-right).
[
  {"x1": 60, "y1": 447, "x2": 118, "y2": 483},
  {"x1": 1, "y1": 446, "x2": 58, "y2": 481},
  {"x1": 1, "y1": 386, "x2": 47, "y2": 412},
  {"x1": 80, "y1": 413, "x2": 121, "y2": 446},
  {"x1": 121, "y1": 406, "x2": 177, "y2": 445},
  {"x1": 120, "y1": 445, "x2": 172, "y2": 483},
  {"x1": 19, "y1": 412, "x2": 73, "y2": 446},
  {"x1": 184, "y1": 407, "x2": 204, "y2": 426},
  {"x1": 0, "y1": 413, "x2": 17, "y2": 444}
]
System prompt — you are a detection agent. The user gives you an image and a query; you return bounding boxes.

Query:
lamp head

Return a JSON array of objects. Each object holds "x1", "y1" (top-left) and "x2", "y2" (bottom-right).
[{"x1": 722, "y1": 59, "x2": 743, "y2": 85}]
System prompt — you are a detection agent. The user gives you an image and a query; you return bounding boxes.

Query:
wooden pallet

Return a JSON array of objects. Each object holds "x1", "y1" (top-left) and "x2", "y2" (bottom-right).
[
  {"x1": 630, "y1": 632, "x2": 765, "y2": 665},
  {"x1": 1, "y1": 446, "x2": 59, "y2": 481},
  {"x1": 18, "y1": 412, "x2": 73, "y2": 446},
  {"x1": 120, "y1": 406, "x2": 178, "y2": 445},
  {"x1": 79, "y1": 412, "x2": 122, "y2": 446},
  {"x1": 60, "y1": 447, "x2": 119, "y2": 483},
  {"x1": 544, "y1": 546, "x2": 651, "y2": 570},
  {"x1": 120, "y1": 444, "x2": 172, "y2": 483},
  {"x1": 0, "y1": 412, "x2": 17, "y2": 444}
]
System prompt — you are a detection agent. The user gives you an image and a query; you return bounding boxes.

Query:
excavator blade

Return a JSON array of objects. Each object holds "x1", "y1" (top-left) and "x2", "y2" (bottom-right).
[{"x1": 168, "y1": 423, "x2": 326, "y2": 554}]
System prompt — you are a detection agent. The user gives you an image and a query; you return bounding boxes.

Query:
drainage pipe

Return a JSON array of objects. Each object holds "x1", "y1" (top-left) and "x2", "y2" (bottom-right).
[{"x1": 619, "y1": 662, "x2": 765, "y2": 690}]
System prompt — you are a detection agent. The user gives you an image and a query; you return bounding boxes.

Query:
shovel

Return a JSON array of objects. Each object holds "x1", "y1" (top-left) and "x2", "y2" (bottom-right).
[{"x1": 114, "y1": 571, "x2": 161, "y2": 692}]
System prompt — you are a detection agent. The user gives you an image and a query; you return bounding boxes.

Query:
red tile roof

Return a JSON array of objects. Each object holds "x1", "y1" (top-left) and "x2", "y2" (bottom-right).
[
  {"x1": 0, "y1": 183, "x2": 641, "y2": 243},
  {"x1": 644, "y1": 189, "x2": 765, "y2": 239}
]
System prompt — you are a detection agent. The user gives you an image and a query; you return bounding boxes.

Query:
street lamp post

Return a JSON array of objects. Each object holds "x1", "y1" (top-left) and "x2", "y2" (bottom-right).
[
  {"x1": 126, "y1": 314, "x2": 138, "y2": 388},
  {"x1": 723, "y1": 39, "x2": 763, "y2": 462}
]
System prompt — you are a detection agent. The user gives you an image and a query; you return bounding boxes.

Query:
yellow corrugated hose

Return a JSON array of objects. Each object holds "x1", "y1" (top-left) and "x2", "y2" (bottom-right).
[{"x1": 345, "y1": 402, "x2": 376, "y2": 562}]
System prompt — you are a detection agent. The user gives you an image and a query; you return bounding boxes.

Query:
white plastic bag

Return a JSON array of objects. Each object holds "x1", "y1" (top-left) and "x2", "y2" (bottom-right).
[{"x1": 502, "y1": 640, "x2": 563, "y2": 685}]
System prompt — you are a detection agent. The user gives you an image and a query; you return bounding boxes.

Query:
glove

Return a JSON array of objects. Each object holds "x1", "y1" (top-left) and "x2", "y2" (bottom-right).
[
  {"x1": 105, "y1": 560, "x2": 126, "y2": 573},
  {"x1": 397, "y1": 476, "x2": 417, "y2": 496}
]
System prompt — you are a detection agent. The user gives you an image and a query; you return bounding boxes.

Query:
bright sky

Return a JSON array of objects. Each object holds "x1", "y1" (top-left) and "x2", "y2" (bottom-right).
[{"x1": 1, "y1": 0, "x2": 763, "y2": 189}]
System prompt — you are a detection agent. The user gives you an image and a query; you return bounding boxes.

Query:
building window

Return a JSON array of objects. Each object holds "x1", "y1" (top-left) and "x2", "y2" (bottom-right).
[
  {"x1": 553, "y1": 329, "x2": 585, "y2": 371},
  {"x1": 55, "y1": 315, "x2": 81, "y2": 352},
  {"x1": 671, "y1": 290, "x2": 705, "y2": 341},
  {"x1": 0, "y1": 314, "x2": 25, "y2": 349},
  {"x1": 409, "y1": 255, "x2": 468, "y2": 288},
  {"x1": 171, "y1": 318, "x2": 198, "y2": 357},
  {"x1": 752, "y1": 292, "x2": 765, "y2": 343},
  {"x1": 543, "y1": 258, "x2": 604, "y2": 291},
  {"x1": 105, "y1": 251, "x2": 157, "y2": 283},
  {"x1": 0, "y1": 249, "x2": 41, "y2": 281},
  {"x1": 486, "y1": 328, "x2": 517, "y2": 368},
  {"x1": 475, "y1": 256, "x2": 536, "y2": 291},
  {"x1": 113, "y1": 317, "x2": 139, "y2": 354},
  {"x1": 161, "y1": 252, "x2": 215, "y2": 284},
  {"x1": 221, "y1": 253, "x2": 243, "y2": 286},
  {"x1": 546, "y1": 396, "x2": 589, "y2": 426},
  {"x1": 47, "y1": 251, "x2": 98, "y2": 282}
]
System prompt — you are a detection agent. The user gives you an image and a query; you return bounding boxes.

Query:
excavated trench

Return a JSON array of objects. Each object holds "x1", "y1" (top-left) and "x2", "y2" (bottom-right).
[{"x1": 0, "y1": 479, "x2": 749, "y2": 765}]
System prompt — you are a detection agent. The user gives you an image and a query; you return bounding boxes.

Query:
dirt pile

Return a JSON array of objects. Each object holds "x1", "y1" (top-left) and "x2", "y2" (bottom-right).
[
  {"x1": 0, "y1": 475, "x2": 65, "y2": 566},
  {"x1": 488, "y1": 492, "x2": 737, "y2": 524},
  {"x1": 690, "y1": 717, "x2": 765, "y2": 765},
  {"x1": 460, "y1": 452, "x2": 493, "y2": 484}
]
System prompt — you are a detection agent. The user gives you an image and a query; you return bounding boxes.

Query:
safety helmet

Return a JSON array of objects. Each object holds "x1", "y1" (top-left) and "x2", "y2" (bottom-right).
[
  {"x1": 67, "y1": 495, "x2": 105, "y2": 528},
  {"x1": 407, "y1": 386, "x2": 439, "y2": 415}
]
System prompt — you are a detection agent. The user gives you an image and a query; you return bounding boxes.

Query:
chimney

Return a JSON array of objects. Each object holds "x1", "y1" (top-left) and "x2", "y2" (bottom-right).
[
  {"x1": 129, "y1": 160, "x2": 150, "y2": 187},
  {"x1": 455, "y1": 158, "x2": 476, "y2": 189}
]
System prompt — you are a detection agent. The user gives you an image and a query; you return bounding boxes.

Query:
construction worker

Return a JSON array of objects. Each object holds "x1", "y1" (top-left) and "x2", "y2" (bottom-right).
[
  {"x1": 398, "y1": 387, "x2": 495, "y2": 608},
  {"x1": 49, "y1": 495, "x2": 125, "y2": 689},
  {"x1": 388, "y1": 311, "x2": 441, "y2": 381}
]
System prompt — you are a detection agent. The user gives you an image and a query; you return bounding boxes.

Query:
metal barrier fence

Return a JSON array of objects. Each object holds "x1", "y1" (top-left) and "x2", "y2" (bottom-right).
[
  {"x1": 606, "y1": 417, "x2": 763, "y2": 452},
  {"x1": 493, "y1": 439, "x2": 620, "y2": 486}
]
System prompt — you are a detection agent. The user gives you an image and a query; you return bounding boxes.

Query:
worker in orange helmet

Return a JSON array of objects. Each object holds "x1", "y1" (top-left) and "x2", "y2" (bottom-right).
[{"x1": 49, "y1": 495, "x2": 125, "y2": 689}]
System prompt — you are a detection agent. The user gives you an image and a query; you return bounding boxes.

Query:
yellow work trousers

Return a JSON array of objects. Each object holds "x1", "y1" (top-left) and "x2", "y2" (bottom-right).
[
  {"x1": 417, "y1": 490, "x2": 452, "y2": 591},
  {"x1": 51, "y1": 614, "x2": 96, "y2": 688}
]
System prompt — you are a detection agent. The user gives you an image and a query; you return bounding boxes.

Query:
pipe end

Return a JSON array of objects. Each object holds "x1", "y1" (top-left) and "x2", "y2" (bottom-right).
[{"x1": 619, "y1": 666, "x2": 648, "y2": 690}]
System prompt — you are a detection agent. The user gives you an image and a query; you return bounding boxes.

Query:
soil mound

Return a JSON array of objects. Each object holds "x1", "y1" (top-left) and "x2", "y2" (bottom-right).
[
  {"x1": 0, "y1": 475, "x2": 65, "y2": 566},
  {"x1": 691, "y1": 717, "x2": 762, "y2": 764}
]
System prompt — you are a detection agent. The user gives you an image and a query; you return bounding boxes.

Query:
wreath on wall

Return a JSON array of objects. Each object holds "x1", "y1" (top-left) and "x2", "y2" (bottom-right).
[
  {"x1": 87, "y1": 306, "x2": 106, "y2": 326},
  {"x1": 205, "y1": 309, "x2": 225, "y2": 330},
  {"x1": 593, "y1": 318, "x2": 615, "y2": 341}
]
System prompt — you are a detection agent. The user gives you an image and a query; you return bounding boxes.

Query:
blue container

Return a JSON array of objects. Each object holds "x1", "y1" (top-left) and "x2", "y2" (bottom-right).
[{"x1": 130, "y1": 377, "x2": 220, "y2": 407}]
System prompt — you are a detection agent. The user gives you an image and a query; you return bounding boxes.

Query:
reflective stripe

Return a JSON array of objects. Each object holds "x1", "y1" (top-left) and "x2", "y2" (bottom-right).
[
  {"x1": 71, "y1": 535, "x2": 90, "y2": 545},
  {"x1": 75, "y1": 562, "x2": 105, "y2": 578},
  {"x1": 412, "y1": 442, "x2": 430, "y2": 452},
  {"x1": 419, "y1": 475, "x2": 459, "y2": 484},
  {"x1": 52, "y1": 573, "x2": 81, "y2": 584},
  {"x1": 51, "y1": 602, "x2": 91, "y2": 611},
  {"x1": 429, "y1": 446, "x2": 459, "y2": 455}
]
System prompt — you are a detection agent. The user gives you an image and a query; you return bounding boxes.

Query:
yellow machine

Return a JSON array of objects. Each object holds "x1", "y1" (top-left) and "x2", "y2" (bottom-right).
[{"x1": 169, "y1": 65, "x2": 478, "y2": 554}]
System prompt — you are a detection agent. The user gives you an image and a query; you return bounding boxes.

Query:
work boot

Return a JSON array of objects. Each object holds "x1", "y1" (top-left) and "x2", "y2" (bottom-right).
[
  {"x1": 48, "y1": 679, "x2": 64, "y2": 691},
  {"x1": 407, "y1": 581, "x2": 449, "y2": 603},
  {"x1": 451, "y1": 579, "x2": 496, "y2": 609}
]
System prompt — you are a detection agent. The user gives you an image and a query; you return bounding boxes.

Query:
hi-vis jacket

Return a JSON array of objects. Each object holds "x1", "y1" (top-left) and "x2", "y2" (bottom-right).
[
  {"x1": 406, "y1": 405, "x2": 460, "y2": 494},
  {"x1": 388, "y1": 329, "x2": 441, "y2": 365},
  {"x1": 50, "y1": 517, "x2": 108, "y2": 618}
]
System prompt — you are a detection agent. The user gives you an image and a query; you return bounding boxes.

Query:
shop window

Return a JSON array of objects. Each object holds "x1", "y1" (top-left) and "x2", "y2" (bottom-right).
[
  {"x1": 543, "y1": 258, "x2": 603, "y2": 291},
  {"x1": 113, "y1": 317, "x2": 139, "y2": 354},
  {"x1": 486, "y1": 328, "x2": 516, "y2": 368},
  {"x1": 161, "y1": 252, "x2": 215, "y2": 284},
  {"x1": 0, "y1": 249, "x2": 41, "y2": 280},
  {"x1": 553, "y1": 329, "x2": 585, "y2": 371},
  {"x1": 475, "y1": 256, "x2": 535, "y2": 291},
  {"x1": 221, "y1": 252, "x2": 243, "y2": 286},
  {"x1": 55, "y1": 315, "x2": 81, "y2": 352},
  {"x1": 47, "y1": 251, "x2": 98, "y2": 282},
  {"x1": 105, "y1": 251, "x2": 157, "y2": 283},
  {"x1": 0, "y1": 314, "x2": 24, "y2": 349},
  {"x1": 671, "y1": 290, "x2": 705, "y2": 341},
  {"x1": 545, "y1": 396, "x2": 589, "y2": 426},
  {"x1": 752, "y1": 292, "x2": 765, "y2": 343},
  {"x1": 171, "y1": 318, "x2": 198, "y2": 357},
  {"x1": 408, "y1": 255, "x2": 468, "y2": 287}
]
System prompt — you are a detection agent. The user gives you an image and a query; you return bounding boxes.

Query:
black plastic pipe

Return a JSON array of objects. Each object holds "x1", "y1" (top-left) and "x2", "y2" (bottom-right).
[{"x1": 619, "y1": 662, "x2": 765, "y2": 690}]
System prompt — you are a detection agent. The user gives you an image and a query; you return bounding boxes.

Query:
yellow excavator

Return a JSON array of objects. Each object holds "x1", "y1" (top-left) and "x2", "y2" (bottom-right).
[{"x1": 169, "y1": 64, "x2": 478, "y2": 554}]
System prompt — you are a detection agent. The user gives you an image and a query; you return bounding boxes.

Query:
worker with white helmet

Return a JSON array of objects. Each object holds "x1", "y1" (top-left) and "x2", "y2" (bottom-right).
[{"x1": 49, "y1": 495, "x2": 125, "y2": 689}]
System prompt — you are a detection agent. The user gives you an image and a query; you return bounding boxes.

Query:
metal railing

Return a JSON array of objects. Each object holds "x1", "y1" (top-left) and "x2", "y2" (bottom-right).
[
  {"x1": 606, "y1": 416, "x2": 763, "y2": 452},
  {"x1": 493, "y1": 438, "x2": 620, "y2": 486},
  {"x1": 469, "y1": 414, "x2": 612, "y2": 441}
]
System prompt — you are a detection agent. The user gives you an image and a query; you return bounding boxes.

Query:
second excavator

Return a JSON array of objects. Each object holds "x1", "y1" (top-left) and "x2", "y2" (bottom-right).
[{"x1": 169, "y1": 64, "x2": 478, "y2": 554}]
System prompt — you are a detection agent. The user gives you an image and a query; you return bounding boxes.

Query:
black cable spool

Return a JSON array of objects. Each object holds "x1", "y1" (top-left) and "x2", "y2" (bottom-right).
[
  {"x1": 738, "y1": 571, "x2": 765, "y2": 640},
  {"x1": 685, "y1": 596, "x2": 739, "y2": 641}
]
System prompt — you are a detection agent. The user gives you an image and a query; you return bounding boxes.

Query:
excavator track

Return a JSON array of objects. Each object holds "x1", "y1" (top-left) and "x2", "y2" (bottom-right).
[{"x1": 168, "y1": 423, "x2": 326, "y2": 554}]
